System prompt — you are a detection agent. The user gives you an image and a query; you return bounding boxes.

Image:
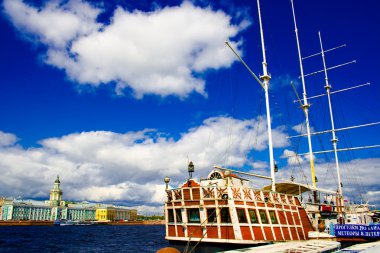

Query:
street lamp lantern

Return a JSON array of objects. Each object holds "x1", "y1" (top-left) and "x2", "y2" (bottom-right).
[
  {"x1": 188, "y1": 161, "x2": 194, "y2": 179},
  {"x1": 274, "y1": 162, "x2": 278, "y2": 173},
  {"x1": 164, "y1": 176, "x2": 170, "y2": 190}
]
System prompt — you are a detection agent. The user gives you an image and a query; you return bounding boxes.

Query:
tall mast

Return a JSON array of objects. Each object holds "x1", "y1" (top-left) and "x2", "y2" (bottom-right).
[
  {"x1": 318, "y1": 32, "x2": 344, "y2": 211},
  {"x1": 290, "y1": 0, "x2": 317, "y2": 188},
  {"x1": 257, "y1": 0, "x2": 276, "y2": 192}
]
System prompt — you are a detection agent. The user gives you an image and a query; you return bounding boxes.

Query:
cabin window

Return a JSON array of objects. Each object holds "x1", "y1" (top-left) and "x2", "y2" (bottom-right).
[
  {"x1": 187, "y1": 209, "x2": 200, "y2": 223},
  {"x1": 175, "y1": 209, "x2": 182, "y2": 222},
  {"x1": 168, "y1": 209, "x2": 174, "y2": 222},
  {"x1": 209, "y1": 172, "x2": 223, "y2": 180},
  {"x1": 237, "y1": 209, "x2": 247, "y2": 223},
  {"x1": 220, "y1": 208, "x2": 231, "y2": 223},
  {"x1": 259, "y1": 210, "x2": 268, "y2": 224},
  {"x1": 207, "y1": 208, "x2": 217, "y2": 223},
  {"x1": 269, "y1": 211, "x2": 278, "y2": 224},
  {"x1": 248, "y1": 209, "x2": 259, "y2": 223}
]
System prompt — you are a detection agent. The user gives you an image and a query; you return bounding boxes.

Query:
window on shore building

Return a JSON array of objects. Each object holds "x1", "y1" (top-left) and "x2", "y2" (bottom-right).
[
  {"x1": 269, "y1": 211, "x2": 278, "y2": 224},
  {"x1": 168, "y1": 209, "x2": 174, "y2": 222},
  {"x1": 175, "y1": 209, "x2": 182, "y2": 222},
  {"x1": 237, "y1": 209, "x2": 247, "y2": 223},
  {"x1": 249, "y1": 209, "x2": 259, "y2": 223},
  {"x1": 187, "y1": 209, "x2": 200, "y2": 223},
  {"x1": 259, "y1": 210, "x2": 269, "y2": 224},
  {"x1": 207, "y1": 208, "x2": 217, "y2": 223},
  {"x1": 220, "y1": 208, "x2": 231, "y2": 223}
]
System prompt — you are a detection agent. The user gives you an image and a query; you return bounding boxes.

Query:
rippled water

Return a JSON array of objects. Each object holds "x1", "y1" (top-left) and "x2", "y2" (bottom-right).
[{"x1": 0, "y1": 225, "x2": 169, "y2": 252}]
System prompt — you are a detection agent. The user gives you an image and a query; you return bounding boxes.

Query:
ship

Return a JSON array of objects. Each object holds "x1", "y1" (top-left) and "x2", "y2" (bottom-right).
[
  {"x1": 285, "y1": 0, "x2": 379, "y2": 239},
  {"x1": 164, "y1": 164, "x2": 318, "y2": 252},
  {"x1": 162, "y1": 0, "x2": 379, "y2": 252}
]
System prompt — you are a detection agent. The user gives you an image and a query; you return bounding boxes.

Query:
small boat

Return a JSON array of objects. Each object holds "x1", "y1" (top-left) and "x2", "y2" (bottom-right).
[
  {"x1": 58, "y1": 219, "x2": 75, "y2": 226},
  {"x1": 53, "y1": 219, "x2": 61, "y2": 226},
  {"x1": 54, "y1": 219, "x2": 97, "y2": 226}
]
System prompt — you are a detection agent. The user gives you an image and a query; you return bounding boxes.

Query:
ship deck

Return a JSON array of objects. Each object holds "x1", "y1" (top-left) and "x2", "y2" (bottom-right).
[{"x1": 218, "y1": 240, "x2": 341, "y2": 253}]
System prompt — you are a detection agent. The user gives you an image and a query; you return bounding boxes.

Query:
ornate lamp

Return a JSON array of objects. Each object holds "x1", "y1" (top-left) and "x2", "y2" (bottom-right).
[
  {"x1": 274, "y1": 162, "x2": 278, "y2": 173},
  {"x1": 164, "y1": 176, "x2": 170, "y2": 190},
  {"x1": 188, "y1": 161, "x2": 194, "y2": 179}
]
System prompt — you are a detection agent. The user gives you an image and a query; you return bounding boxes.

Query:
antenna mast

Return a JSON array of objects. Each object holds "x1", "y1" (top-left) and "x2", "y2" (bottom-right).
[
  {"x1": 257, "y1": 0, "x2": 276, "y2": 192},
  {"x1": 290, "y1": 0, "x2": 317, "y2": 188},
  {"x1": 318, "y1": 31, "x2": 344, "y2": 218}
]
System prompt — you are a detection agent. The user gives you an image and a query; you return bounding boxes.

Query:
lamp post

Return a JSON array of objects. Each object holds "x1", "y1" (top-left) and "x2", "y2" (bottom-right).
[
  {"x1": 188, "y1": 161, "x2": 194, "y2": 179},
  {"x1": 187, "y1": 161, "x2": 195, "y2": 187},
  {"x1": 164, "y1": 176, "x2": 170, "y2": 190}
]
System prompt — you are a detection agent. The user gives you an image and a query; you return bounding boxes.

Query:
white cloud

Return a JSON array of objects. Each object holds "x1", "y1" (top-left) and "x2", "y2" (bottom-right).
[
  {"x1": 292, "y1": 122, "x2": 315, "y2": 135},
  {"x1": 281, "y1": 149, "x2": 305, "y2": 166},
  {"x1": 0, "y1": 119, "x2": 378, "y2": 211},
  {"x1": 133, "y1": 205, "x2": 164, "y2": 216},
  {"x1": 0, "y1": 131, "x2": 18, "y2": 147},
  {"x1": 274, "y1": 157, "x2": 380, "y2": 206},
  {"x1": 0, "y1": 116, "x2": 289, "y2": 211},
  {"x1": 3, "y1": 0, "x2": 249, "y2": 98},
  {"x1": 252, "y1": 161, "x2": 267, "y2": 169},
  {"x1": 3, "y1": 0, "x2": 101, "y2": 48},
  {"x1": 367, "y1": 191, "x2": 380, "y2": 205}
]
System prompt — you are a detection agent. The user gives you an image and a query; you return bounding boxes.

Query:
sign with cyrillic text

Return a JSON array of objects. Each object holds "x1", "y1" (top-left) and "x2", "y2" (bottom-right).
[{"x1": 335, "y1": 224, "x2": 380, "y2": 238}]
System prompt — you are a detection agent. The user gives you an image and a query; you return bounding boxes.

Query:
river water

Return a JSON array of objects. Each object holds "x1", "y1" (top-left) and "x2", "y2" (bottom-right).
[{"x1": 0, "y1": 225, "x2": 169, "y2": 252}]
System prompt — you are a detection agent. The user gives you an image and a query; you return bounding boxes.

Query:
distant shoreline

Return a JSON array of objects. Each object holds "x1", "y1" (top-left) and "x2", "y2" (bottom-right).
[{"x1": 0, "y1": 220, "x2": 165, "y2": 226}]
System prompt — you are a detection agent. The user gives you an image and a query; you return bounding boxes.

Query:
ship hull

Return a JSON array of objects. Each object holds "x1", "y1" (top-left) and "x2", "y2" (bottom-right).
[{"x1": 164, "y1": 174, "x2": 314, "y2": 248}]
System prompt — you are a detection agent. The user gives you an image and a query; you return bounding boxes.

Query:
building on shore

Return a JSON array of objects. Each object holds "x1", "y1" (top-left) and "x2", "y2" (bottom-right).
[
  {"x1": 0, "y1": 176, "x2": 137, "y2": 222},
  {"x1": 95, "y1": 205, "x2": 138, "y2": 221},
  {"x1": 0, "y1": 198, "x2": 4, "y2": 219},
  {"x1": 1, "y1": 200, "x2": 52, "y2": 221}
]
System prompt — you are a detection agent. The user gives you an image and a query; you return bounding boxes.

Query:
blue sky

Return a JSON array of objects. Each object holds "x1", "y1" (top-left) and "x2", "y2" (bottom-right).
[{"x1": 0, "y1": 0, "x2": 379, "y2": 214}]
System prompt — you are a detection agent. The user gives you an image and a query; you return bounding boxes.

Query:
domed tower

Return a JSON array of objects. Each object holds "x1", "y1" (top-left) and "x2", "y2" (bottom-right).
[{"x1": 48, "y1": 175, "x2": 63, "y2": 206}]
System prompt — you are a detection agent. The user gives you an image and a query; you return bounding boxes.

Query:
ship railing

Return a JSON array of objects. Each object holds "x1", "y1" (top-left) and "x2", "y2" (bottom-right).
[
  {"x1": 302, "y1": 201, "x2": 343, "y2": 214},
  {"x1": 165, "y1": 185, "x2": 301, "y2": 206}
]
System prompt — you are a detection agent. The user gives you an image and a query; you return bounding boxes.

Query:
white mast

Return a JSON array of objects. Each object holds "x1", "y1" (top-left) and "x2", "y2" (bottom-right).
[
  {"x1": 257, "y1": 0, "x2": 276, "y2": 192},
  {"x1": 225, "y1": 0, "x2": 276, "y2": 192},
  {"x1": 318, "y1": 31, "x2": 344, "y2": 213},
  {"x1": 290, "y1": 0, "x2": 317, "y2": 189}
]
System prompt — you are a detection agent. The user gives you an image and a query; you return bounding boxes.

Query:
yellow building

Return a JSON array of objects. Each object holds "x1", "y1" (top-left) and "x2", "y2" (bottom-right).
[
  {"x1": 129, "y1": 209, "x2": 138, "y2": 221},
  {"x1": 95, "y1": 206, "x2": 137, "y2": 221},
  {"x1": 95, "y1": 207, "x2": 115, "y2": 221}
]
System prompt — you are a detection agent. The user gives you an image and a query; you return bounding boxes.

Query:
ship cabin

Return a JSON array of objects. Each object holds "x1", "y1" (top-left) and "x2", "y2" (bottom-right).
[
  {"x1": 262, "y1": 181, "x2": 343, "y2": 230},
  {"x1": 164, "y1": 167, "x2": 314, "y2": 245}
]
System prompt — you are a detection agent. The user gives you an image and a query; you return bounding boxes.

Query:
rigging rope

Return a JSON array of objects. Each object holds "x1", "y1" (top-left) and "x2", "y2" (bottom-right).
[
  {"x1": 184, "y1": 207, "x2": 218, "y2": 253},
  {"x1": 334, "y1": 95, "x2": 367, "y2": 202},
  {"x1": 309, "y1": 115, "x2": 339, "y2": 190},
  {"x1": 250, "y1": 90, "x2": 264, "y2": 164}
]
